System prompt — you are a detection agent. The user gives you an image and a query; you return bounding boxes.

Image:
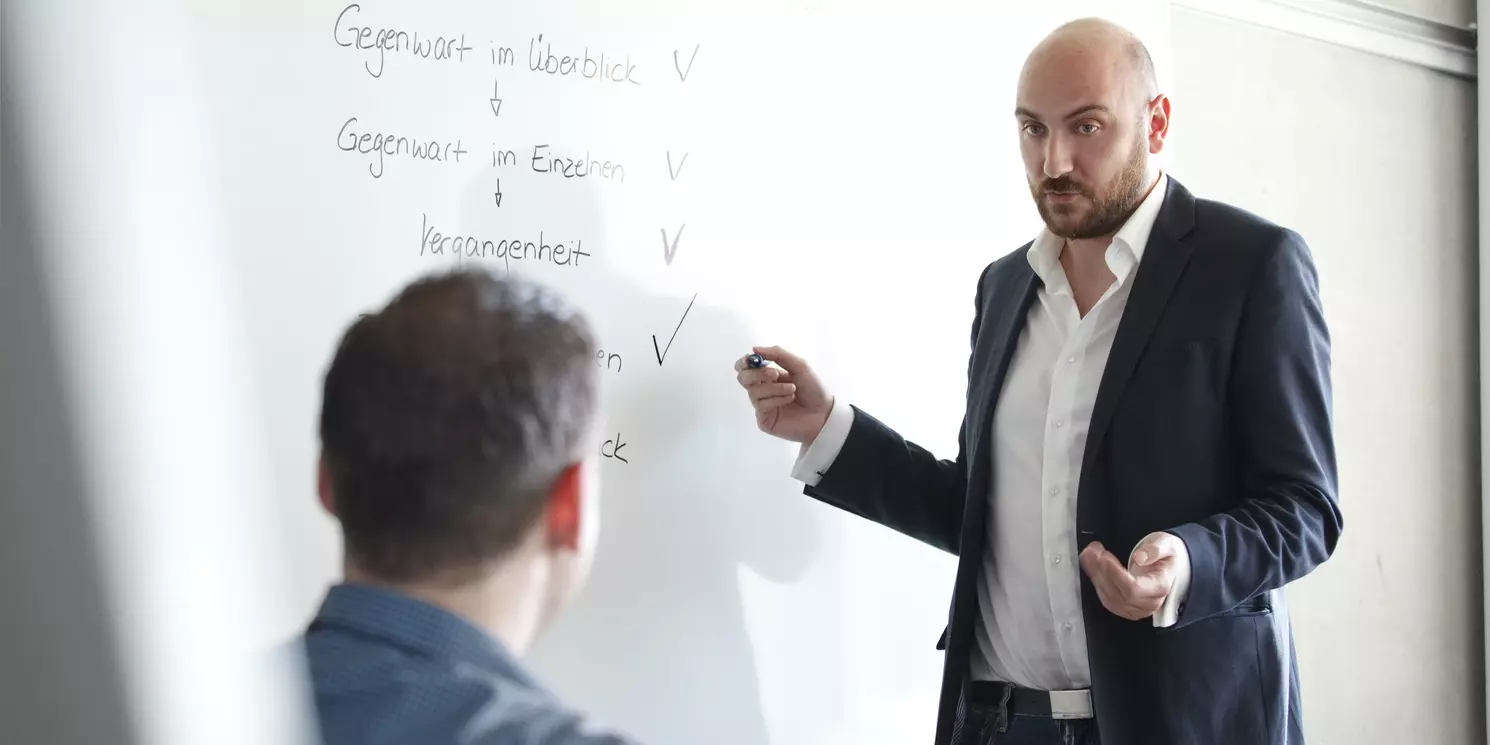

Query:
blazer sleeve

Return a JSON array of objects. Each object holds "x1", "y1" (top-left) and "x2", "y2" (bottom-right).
[
  {"x1": 800, "y1": 267, "x2": 989, "y2": 556},
  {"x1": 1168, "y1": 230, "x2": 1343, "y2": 626}
]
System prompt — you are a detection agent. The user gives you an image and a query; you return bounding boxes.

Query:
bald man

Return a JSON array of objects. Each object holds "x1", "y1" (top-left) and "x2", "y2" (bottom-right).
[{"x1": 734, "y1": 18, "x2": 1339, "y2": 745}]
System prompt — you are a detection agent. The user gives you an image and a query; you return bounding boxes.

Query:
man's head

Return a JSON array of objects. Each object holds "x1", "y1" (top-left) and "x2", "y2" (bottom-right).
[
  {"x1": 1016, "y1": 18, "x2": 1169, "y2": 240},
  {"x1": 317, "y1": 267, "x2": 602, "y2": 627}
]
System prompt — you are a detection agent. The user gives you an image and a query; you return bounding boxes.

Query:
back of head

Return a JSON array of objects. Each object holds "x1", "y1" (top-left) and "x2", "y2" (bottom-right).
[{"x1": 318, "y1": 267, "x2": 600, "y2": 587}]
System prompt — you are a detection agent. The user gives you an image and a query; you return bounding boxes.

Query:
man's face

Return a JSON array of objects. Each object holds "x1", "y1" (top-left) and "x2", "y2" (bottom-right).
[{"x1": 1016, "y1": 52, "x2": 1156, "y2": 240}]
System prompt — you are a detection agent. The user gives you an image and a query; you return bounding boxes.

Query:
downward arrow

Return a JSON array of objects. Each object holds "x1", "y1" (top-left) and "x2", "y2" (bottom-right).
[
  {"x1": 673, "y1": 44, "x2": 700, "y2": 82},
  {"x1": 489, "y1": 80, "x2": 502, "y2": 116},
  {"x1": 661, "y1": 224, "x2": 685, "y2": 265},
  {"x1": 666, "y1": 151, "x2": 688, "y2": 181},
  {"x1": 493, "y1": 178, "x2": 503, "y2": 207}
]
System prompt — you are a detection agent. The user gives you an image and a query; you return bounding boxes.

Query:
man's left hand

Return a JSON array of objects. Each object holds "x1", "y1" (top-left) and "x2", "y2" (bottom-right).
[{"x1": 1079, "y1": 533, "x2": 1183, "y2": 621}]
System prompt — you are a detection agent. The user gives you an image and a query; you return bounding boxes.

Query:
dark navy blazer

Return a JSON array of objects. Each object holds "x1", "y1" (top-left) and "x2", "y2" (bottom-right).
[{"x1": 803, "y1": 177, "x2": 1341, "y2": 745}]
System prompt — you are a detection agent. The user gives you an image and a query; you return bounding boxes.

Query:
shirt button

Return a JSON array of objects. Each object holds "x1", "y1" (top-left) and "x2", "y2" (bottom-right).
[
  {"x1": 1062, "y1": 622, "x2": 1073, "y2": 632},
  {"x1": 1066, "y1": 356, "x2": 1076, "y2": 363},
  {"x1": 1054, "y1": 420, "x2": 1064, "y2": 428},
  {"x1": 1049, "y1": 486, "x2": 1059, "y2": 495},
  {"x1": 1051, "y1": 555, "x2": 1062, "y2": 564}
]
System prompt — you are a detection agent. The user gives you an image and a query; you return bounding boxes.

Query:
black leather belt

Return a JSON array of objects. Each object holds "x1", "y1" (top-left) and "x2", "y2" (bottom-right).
[{"x1": 968, "y1": 681, "x2": 1094, "y2": 720}]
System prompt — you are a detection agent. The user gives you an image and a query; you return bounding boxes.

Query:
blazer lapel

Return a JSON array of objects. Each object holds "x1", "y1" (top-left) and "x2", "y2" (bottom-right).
[
  {"x1": 968, "y1": 262, "x2": 1040, "y2": 473},
  {"x1": 944, "y1": 256, "x2": 1039, "y2": 655},
  {"x1": 959, "y1": 260, "x2": 1039, "y2": 557},
  {"x1": 1078, "y1": 180, "x2": 1199, "y2": 495}
]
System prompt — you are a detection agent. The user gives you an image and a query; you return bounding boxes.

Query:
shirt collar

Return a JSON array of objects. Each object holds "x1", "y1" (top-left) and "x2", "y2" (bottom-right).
[
  {"x1": 310, "y1": 582, "x2": 543, "y2": 690},
  {"x1": 1027, "y1": 172, "x2": 1169, "y2": 287}
]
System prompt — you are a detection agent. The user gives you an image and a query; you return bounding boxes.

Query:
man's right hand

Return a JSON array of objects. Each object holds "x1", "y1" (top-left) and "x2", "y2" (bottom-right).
[{"x1": 733, "y1": 345, "x2": 834, "y2": 445}]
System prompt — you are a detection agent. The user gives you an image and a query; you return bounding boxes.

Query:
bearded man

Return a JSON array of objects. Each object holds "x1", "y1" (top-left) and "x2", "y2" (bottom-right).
[{"x1": 733, "y1": 17, "x2": 1340, "y2": 745}]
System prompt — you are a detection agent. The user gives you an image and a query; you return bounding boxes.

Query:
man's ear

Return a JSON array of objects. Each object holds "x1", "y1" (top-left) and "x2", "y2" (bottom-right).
[
  {"x1": 1147, "y1": 93, "x2": 1171, "y2": 153},
  {"x1": 316, "y1": 453, "x2": 336, "y2": 517},
  {"x1": 544, "y1": 462, "x2": 584, "y2": 551}
]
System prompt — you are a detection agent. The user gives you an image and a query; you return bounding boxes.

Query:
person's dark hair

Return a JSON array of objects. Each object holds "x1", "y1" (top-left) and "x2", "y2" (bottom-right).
[{"x1": 318, "y1": 266, "x2": 599, "y2": 583}]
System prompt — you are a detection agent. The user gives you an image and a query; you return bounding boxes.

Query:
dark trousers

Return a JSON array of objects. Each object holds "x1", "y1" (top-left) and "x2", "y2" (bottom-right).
[{"x1": 954, "y1": 684, "x2": 1101, "y2": 745}]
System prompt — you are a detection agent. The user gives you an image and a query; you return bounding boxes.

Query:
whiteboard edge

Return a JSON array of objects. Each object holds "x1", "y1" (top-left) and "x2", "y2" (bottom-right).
[{"x1": 1480, "y1": 0, "x2": 1489, "y2": 740}]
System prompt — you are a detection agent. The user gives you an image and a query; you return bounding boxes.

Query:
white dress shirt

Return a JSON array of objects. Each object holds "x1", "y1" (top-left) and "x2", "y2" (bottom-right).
[{"x1": 792, "y1": 173, "x2": 1190, "y2": 692}]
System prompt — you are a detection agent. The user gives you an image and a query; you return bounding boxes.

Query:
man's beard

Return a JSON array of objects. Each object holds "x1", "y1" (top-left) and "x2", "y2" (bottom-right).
[{"x1": 1031, "y1": 141, "x2": 1149, "y2": 240}]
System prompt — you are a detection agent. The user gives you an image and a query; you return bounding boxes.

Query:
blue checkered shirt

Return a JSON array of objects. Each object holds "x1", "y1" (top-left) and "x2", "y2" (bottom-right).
[{"x1": 299, "y1": 583, "x2": 640, "y2": 745}]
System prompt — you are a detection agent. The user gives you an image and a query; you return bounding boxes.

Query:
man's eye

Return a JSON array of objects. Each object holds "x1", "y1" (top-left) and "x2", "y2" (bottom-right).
[
  {"x1": 1077, "y1": 123, "x2": 1099, "y2": 135},
  {"x1": 1022, "y1": 123, "x2": 1045, "y2": 136}
]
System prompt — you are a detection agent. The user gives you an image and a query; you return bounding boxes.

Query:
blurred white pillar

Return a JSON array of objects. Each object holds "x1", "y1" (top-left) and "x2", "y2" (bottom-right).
[{"x1": 0, "y1": 0, "x2": 318, "y2": 744}]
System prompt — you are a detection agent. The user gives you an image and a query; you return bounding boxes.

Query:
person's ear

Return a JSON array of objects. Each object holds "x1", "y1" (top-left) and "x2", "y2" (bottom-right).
[
  {"x1": 1146, "y1": 93, "x2": 1171, "y2": 153},
  {"x1": 316, "y1": 453, "x2": 336, "y2": 517},
  {"x1": 545, "y1": 462, "x2": 585, "y2": 551}
]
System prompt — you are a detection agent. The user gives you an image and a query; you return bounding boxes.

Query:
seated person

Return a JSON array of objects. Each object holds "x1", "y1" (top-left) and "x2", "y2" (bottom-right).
[{"x1": 298, "y1": 267, "x2": 638, "y2": 744}]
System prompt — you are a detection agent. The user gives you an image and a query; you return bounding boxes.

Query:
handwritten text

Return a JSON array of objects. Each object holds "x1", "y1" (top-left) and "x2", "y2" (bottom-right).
[
  {"x1": 334, "y1": 4, "x2": 471, "y2": 78},
  {"x1": 337, "y1": 117, "x2": 466, "y2": 179},
  {"x1": 530, "y1": 145, "x2": 625, "y2": 182},
  {"x1": 528, "y1": 35, "x2": 640, "y2": 85},
  {"x1": 420, "y1": 214, "x2": 592, "y2": 272}
]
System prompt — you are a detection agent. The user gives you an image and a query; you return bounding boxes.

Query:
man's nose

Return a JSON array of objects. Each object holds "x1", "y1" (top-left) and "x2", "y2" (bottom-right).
[{"x1": 1043, "y1": 135, "x2": 1074, "y2": 179}]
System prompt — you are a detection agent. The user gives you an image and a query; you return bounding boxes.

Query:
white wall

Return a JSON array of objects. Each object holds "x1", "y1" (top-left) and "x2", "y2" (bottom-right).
[{"x1": 1170, "y1": 8, "x2": 1482, "y2": 743}]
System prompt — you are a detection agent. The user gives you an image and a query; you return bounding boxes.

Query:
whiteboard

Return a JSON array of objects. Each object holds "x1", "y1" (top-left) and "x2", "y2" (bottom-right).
[{"x1": 187, "y1": 2, "x2": 1168, "y2": 743}]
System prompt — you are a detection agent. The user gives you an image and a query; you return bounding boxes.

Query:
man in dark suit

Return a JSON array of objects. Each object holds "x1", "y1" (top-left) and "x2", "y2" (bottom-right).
[
  {"x1": 734, "y1": 17, "x2": 1340, "y2": 745},
  {"x1": 297, "y1": 268, "x2": 642, "y2": 745}
]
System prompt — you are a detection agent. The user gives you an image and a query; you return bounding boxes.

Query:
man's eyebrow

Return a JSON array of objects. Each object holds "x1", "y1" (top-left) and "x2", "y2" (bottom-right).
[
  {"x1": 1064, "y1": 104, "x2": 1112, "y2": 119},
  {"x1": 1014, "y1": 103, "x2": 1112, "y2": 121}
]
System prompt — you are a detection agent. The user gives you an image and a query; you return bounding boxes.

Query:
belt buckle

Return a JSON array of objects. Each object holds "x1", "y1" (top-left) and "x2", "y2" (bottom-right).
[{"x1": 1047, "y1": 689, "x2": 1093, "y2": 720}]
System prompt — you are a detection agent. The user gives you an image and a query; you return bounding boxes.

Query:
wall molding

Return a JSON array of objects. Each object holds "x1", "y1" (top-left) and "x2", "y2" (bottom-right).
[{"x1": 1172, "y1": 0, "x2": 1477, "y2": 79}]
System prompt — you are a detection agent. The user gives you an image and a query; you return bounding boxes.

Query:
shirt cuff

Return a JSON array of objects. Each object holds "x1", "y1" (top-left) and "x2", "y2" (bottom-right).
[
  {"x1": 789, "y1": 399, "x2": 854, "y2": 486},
  {"x1": 1130, "y1": 531, "x2": 1191, "y2": 628}
]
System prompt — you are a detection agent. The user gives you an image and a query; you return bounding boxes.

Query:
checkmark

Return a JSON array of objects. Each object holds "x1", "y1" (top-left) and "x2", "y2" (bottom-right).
[
  {"x1": 661, "y1": 224, "x2": 685, "y2": 265},
  {"x1": 673, "y1": 44, "x2": 700, "y2": 82},
  {"x1": 652, "y1": 293, "x2": 698, "y2": 366},
  {"x1": 667, "y1": 150, "x2": 688, "y2": 181}
]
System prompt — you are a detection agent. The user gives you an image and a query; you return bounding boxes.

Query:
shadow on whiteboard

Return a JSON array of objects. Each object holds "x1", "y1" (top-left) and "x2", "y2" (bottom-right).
[{"x1": 441, "y1": 172, "x2": 830, "y2": 745}]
